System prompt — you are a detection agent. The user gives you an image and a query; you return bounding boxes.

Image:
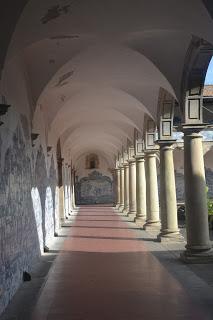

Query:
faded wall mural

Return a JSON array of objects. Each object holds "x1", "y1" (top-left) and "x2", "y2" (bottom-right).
[
  {"x1": 76, "y1": 171, "x2": 113, "y2": 205},
  {"x1": 0, "y1": 115, "x2": 59, "y2": 315},
  {"x1": 174, "y1": 169, "x2": 213, "y2": 202}
]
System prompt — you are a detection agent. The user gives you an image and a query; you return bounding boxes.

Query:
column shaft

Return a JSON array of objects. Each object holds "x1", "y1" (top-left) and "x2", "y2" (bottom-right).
[
  {"x1": 115, "y1": 168, "x2": 121, "y2": 208},
  {"x1": 157, "y1": 143, "x2": 183, "y2": 241},
  {"x1": 144, "y1": 153, "x2": 160, "y2": 230},
  {"x1": 128, "y1": 160, "x2": 137, "y2": 216},
  {"x1": 181, "y1": 131, "x2": 213, "y2": 262},
  {"x1": 123, "y1": 164, "x2": 129, "y2": 214},
  {"x1": 135, "y1": 157, "x2": 146, "y2": 222},
  {"x1": 119, "y1": 166, "x2": 125, "y2": 211},
  {"x1": 71, "y1": 171, "x2": 76, "y2": 210},
  {"x1": 59, "y1": 186, "x2": 65, "y2": 222}
]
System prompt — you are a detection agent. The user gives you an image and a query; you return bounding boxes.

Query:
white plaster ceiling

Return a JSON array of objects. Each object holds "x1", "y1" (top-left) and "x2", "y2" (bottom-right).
[{"x1": 4, "y1": 0, "x2": 213, "y2": 167}]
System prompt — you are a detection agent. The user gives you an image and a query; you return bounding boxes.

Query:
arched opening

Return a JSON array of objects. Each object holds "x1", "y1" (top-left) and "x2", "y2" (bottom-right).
[
  {"x1": 86, "y1": 153, "x2": 99, "y2": 170},
  {"x1": 205, "y1": 56, "x2": 213, "y2": 85},
  {"x1": 2, "y1": 1, "x2": 213, "y2": 318}
]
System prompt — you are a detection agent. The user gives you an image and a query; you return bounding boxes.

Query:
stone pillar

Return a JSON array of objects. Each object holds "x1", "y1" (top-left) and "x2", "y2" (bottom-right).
[
  {"x1": 123, "y1": 163, "x2": 130, "y2": 214},
  {"x1": 59, "y1": 186, "x2": 65, "y2": 221},
  {"x1": 73, "y1": 171, "x2": 77, "y2": 209},
  {"x1": 64, "y1": 165, "x2": 69, "y2": 219},
  {"x1": 58, "y1": 158, "x2": 65, "y2": 223},
  {"x1": 157, "y1": 142, "x2": 183, "y2": 242},
  {"x1": 71, "y1": 169, "x2": 76, "y2": 210},
  {"x1": 180, "y1": 129, "x2": 213, "y2": 262},
  {"x1": 135, "y1": 156, "x2": 146, "y2": 224},
  {"x1": 144, "y1": 152, "x2": 160, "y2": 230},
  {"x1": 118, "y1": 166, "x2": 125, "y2": 212},
  {"x1": 68, "y1": 166, "x2": 72, "y2": 215},
  {"x1": 115, "y1": 168, "x2": 121, "y2": 208},
  {"x1": 128, "y1": 159, "x2": 137, "y2": 216}
]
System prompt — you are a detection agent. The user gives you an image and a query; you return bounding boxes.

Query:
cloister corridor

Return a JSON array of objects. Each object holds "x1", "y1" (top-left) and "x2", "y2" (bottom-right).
[
  {"x1": 2, "y1": 1, "x2": 213, "y2": 319},
  {"x1": 1, "y1": 205, "x2": 213, "y2": 320}
]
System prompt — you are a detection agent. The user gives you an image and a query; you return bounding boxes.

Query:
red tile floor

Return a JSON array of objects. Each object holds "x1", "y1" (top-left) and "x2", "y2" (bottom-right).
[{"x1": 31, "y1": 206, "x2": 212, "y2": 320}]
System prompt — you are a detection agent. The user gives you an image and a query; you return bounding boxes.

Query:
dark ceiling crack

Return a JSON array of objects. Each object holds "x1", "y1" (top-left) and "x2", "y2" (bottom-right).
[
  {"x1": 56, "y1": 71, "x2": 74, "y2": 87},
  {"x1": 41, "y1": 3, "x2": 71, "y2": 24},
  {"x1": 50, "y1": 35, "x2": 79, "y2": 40}
]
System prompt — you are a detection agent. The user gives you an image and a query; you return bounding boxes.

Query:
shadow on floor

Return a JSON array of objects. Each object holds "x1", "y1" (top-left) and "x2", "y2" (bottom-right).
[{"x1": 0, "y1": 254, "x2": 57, "y2": 320}]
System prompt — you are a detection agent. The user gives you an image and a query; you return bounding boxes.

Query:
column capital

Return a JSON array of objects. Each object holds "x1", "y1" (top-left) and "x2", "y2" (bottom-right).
[
  {"x1": 181, "y1": 123, "x2": 207, "y2": 134},
  {"x1": 135, "y1": 156, "x2": 145, "y2": 163},
  {"x1": 128, "y1": 158, "x2": 136, "y2": 164},
  {"x1": 57, "y1": 157, "x2": 64, "y2": 165},
  {"x1": 119, "y1": 164, "x2": 124, "y2": 169},
  {"x1": 123, "y1": 161, "x2": 129, "y2": 167},
  {"x1": 157, "y1": 139, "x2": 176, "y2": 146},
  {"x1": 157, "y1": 139, "x2": 176, "y2": 151},
  {"x1": 144, "y1": 150, "x2": 158, "y2": 158},
  {"x1": 183, "y1": 131, "x2": 204, "y2": 140},
  {"x1": 134, "y1": 153, "x2": 145, "y2": 161}
]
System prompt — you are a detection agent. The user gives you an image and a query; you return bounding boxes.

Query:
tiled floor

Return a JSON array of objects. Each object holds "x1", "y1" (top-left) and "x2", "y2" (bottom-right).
[{"x1": 28, "y1": 206, "x2": 212, "y2": 320}]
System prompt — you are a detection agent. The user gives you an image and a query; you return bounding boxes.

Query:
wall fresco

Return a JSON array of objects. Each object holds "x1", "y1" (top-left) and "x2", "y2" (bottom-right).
[
  {"x1": 0, "y1": 123, "x2": 40, "y2": 314},
  {"x1": 0, "y1": 116, "x2": 58, "y2": 315},
  {"x1": 76, "y1": 171, "x2": 113, "y2": 205}
]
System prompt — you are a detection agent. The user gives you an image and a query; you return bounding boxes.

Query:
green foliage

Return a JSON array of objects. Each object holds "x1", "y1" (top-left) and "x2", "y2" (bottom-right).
[
  {"x1": 208, "y1": 201, "x2": 213, "y2": 215},
  {"x1": 206, "y1": 186, "x2": 213, "y2": 229},
  {"x1": 206, "y1": 186, "x2": 213, "y2": 215}
]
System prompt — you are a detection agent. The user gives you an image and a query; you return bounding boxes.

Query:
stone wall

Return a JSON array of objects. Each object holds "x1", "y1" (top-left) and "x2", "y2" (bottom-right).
[
  {"x1": 175, "y1": 171, "x2": 185, "y2": 202},
  {"x1": 174, "y1": 169, "x2": 213, "y2": 203},
  {"x1": 76, "y1": 171, "x2": 113, "y2": 205},
  {"x1": 0, "y1": 115, "x2": 59, "y2": 315},
  {"x1": 205, "y1": 168, "x2": 213, "y2": 199}
]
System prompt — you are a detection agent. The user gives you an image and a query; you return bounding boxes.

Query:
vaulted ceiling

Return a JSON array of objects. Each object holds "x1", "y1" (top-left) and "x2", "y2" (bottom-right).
[{"x1": 1, "y1": 0, "x2": 213, "y2": 167}]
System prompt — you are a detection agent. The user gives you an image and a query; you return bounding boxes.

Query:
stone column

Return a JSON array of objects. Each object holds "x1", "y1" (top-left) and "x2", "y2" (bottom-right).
[
  {"x1": 58, "y1": 158, "x2": 65, "y2": 223},
  {"x1": 144, "y1": 152, "x2": 160, "y2": 230},
  {"x1": 180, "y1": 129, "x2": 213, "y2": 262},
  {"x1": 135, "y1": 156, "x2": 147, "y2": 224},
  {"x1": 128, "y1": 159, "x2": 137, "y2": 216},
  {"x1": 59, "y1": 186, "x2": 65, "y2": 221},
  {"x1": 68, "y1": 166, "x2": 72, "y2": 215},
  {"x1": 115, "y1": 168, "x2": 121, "y2": 209},
  {"x1": 118, "y1": 166, "x2": 125, "y2": 212},
  {"x1": 74, "y1": 171, "x2": 77, "y2": 209},
  {"x1": 123, "y1": 163, "x2": 129, "y2": 214},
  {"x1": 64, "y1": 165, "x2": 69, "y2": 219},
  {"x1": 157, "y1": 141, "x2": 183, "y2": 242},
  {"x1": 71, "y1": 169, "x2": 76, "y2": 210}
]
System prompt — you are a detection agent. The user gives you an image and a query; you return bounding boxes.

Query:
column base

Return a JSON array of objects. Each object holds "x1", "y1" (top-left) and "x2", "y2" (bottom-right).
[
  {"x1": 128, "y1": 211, "x2": 137, "y2": 218},
  {"x1": 157, "y1": 231, "x2": 185, "y2": 243},
  {"x1": 134, "y1": 216, "x2": 146, "y2": 226},
  {"x1": 118, "y1": 205, "x2": 125, "y2": 212},
  {"x1": 180, "y1": 248, "x2": 213, "y2": 264},
  {"x1": 143, "y1": 220, "x2": 161, "y2": 231},
  {"x1": 122, "y1": 207, "x2": 129, "y2": 215},
  {"x1": 44, "y1": 245, "x2": 50, "y2": 253},
  {"x1": 114, "y1": 206, "x2": 121, "y2": 212}
]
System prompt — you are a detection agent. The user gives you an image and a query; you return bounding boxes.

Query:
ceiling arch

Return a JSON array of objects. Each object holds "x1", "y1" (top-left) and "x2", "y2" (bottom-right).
[
  {"x1": 5, "y1": 0, "x2": 213, "y2": 65},
  {"x1": 2, "y1": 0, "x2": 213, "y2": 170},
  {"x1": 75, "y1": 150, "x2": 114, "y2": 169},
  {"x1": 61, "y1": 123, "x2": 134, "y2": 152}
]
